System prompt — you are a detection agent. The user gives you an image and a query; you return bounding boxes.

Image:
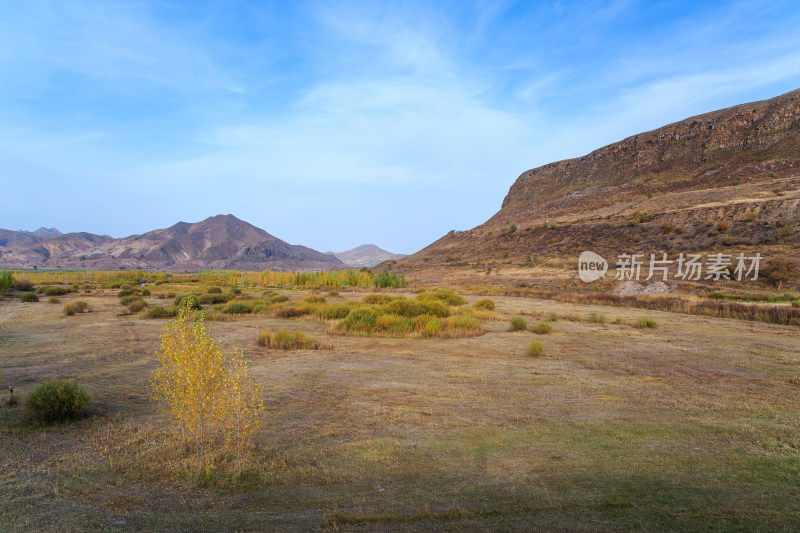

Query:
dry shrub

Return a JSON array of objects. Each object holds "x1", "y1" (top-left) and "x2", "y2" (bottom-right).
[{"x1": 63, "y1": 301, "x2": 89, "y2": 316}]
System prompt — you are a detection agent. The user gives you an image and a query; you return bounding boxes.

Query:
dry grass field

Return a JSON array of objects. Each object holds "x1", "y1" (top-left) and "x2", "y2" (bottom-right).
[{"x1": 2, "y1": 284, "x2": 800, "y2": 531}]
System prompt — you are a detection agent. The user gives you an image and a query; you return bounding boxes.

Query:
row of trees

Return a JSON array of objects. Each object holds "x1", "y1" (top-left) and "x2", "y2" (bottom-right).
[{"x1": 151, "y1": 301, "x2": 264, "y2": 475}]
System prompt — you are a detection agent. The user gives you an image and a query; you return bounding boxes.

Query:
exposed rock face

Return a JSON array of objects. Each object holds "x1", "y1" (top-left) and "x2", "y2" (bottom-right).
[
  {"x1": 391, "y1": 89, "x2": 800, "y2": 279},
  {"x1": 0, "y1": 215, "x2": 344, "y2": 272},
  {"x1": 326, "y1": 244, "x2": 407, "y2": 267}
]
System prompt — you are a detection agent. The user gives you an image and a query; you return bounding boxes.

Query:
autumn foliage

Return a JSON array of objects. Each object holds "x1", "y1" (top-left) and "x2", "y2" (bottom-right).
[{"x1": 151, "y1": 301, "x2": 264, "y2": 476}]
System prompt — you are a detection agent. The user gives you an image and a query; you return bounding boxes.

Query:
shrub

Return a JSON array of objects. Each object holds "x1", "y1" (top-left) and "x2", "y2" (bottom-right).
[
  {"x1": 27, "y1": 380, "x2": 90, "y2": 423},
  {"x1": 197, "y1": 293, "x2": 232, "y2": 305},
  {"x1": 271, "y1": 305, "x2": 310, "y2": 318},
  {"x1": 127, "y1": 300, "x2": 147, "y2": 313},
  {"x1": 257, "y1": 330, "x2": 316, "y2": 350},
  {"x1": 313, "y1": 303, "x2": 354, "y2": 320},
  {"x1": 473, "y1": 298, "x2": 495, "y2": 311},
  {"x1": 229, "y1": 287, "x2": 242, "y2": 295},
  {"x1": 141, "y1": 288, "x2": 151, "y2": 296},
  {"x1": 0, "y1": 271, "x2": 12, "y2": 292},
  {"x1": 423, "y1": 318, "x2": 443, "y2": 337},
  {"x1": 588, "y1": 313, "x2": 607, "y2": 324},
  {"x1": 633, "y1": 318, "x2": 658, "y2": 329},
  {"x1": 223, "y1": 302, "x2": 251, "y2": 315},
  {"x1": 118, "y1": 289, "x2": 135, "y2": 298},
  {"x1": 40, "y1": 286, "x2": 69, "y2": 296},
  {"x1": 547, "y1": 312, "x2": 559, "y2": 322},
  {"x1": 532, "y1": 322, "x2": 552, "y2": 334},
  {"x1": 716, "y1": 222, "x2": 730, "y2": 233},
  {"x1": 63, "y1": 301, "x2": 89, "y2": 316},
  {"x1": 207, "y1": 287, "x2": 222, "y2": 294},
  {"x1": 139, "y1": 306, "x2": 178, "y2": 319},
  {"x1": 12, "y1": 280, "x2": 34, "y2": 292},
  {"x1": 419, "y1": 290, "x2": 465, "y2": 306},
  {"x1": 173, "y1": 294, "x2": 202, "y2": 310},
  {"x1": 271, "y1": 294, "x2": 289, "y2": 303},
  {"x1": 303, "y1": 295, "x2": 326, "y2": 304},
  {"x1": 48, "y1": 297, "x2": 60, "y2": 304},
  {"x1": 509, "y1": 316, "x2": 527, "y2": 331},
  {"x1": 327, "y1": 290, "x2": 340, "y2": 297},
  {"x1": 21, "y1": 292, "x2": 39, "y2": 302},
  {"x1": 526, "y1": 340, "x2": 545, "y2": 357},
  {"x1": 792, "y1": 301, "x2": 800, "y2": 308},
  {"x1": 120, "y1": 295, "x2": 143, "y2": 306},
  {"x1": 363, "y1": 294, "x2": 396, "y2": 305}
]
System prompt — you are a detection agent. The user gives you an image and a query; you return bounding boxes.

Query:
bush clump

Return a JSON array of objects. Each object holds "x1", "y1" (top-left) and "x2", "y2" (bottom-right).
[
  {"x1": 173, "y1": 294, "x2": 202, "y2": 310},
  {"x1": 527, "y1": 340, "x2": 545, "y2": 357},
  {"x1": 473, "y1": 298, "x2": 496, "y2": 311},
  {"x1": 509, "y1": 316, "x2": 527, "y2": 331},
  {"x1": 532, "y1": 322, "x2": 552, "y2": 334},
  {"x1": 633, "y1": 318, "x2": 658, "y2": 329},
  {"x1": 139, "y1": 306, "x2": 178, "y2": 319},
  {"x1": 223, "y1": 302, "x2": 251, "y2": 315},
  {"x1": 21, "y1": 292, "x2": 39, "y2": 302},
  {"x1": 207, "y1": 287, "x2": 222, "y2": 294},
  {"x1": 588, "y1": 313, "x2": 607, "y2": 324},
  {"x1": 257, "y1": 330, "x2": 317, "y2": 350},
  {"x1": 127, "y1": 300, "x2": 147, "y2": 313},
  {"x1": 27, "y1": 380, "x2": 90, "y2": 423},
  {"x1": 40, "y1": 286, "x2": 69, "y2": 296},
  {"x1": 63, "y1": 301, "x2": 89, "y2": 316},
  {"x1": 0, "y1": 271, "x2": 12, "y2": 293},
  {"x1": 48, "y1": 297, "x2": 60, "y2": 304},
  {"x1": 303, "y1": 295, "x2": 327, "y2": 304},
  {"x1": 362, "y1": 294, "x2": 396, "y2": 305}
]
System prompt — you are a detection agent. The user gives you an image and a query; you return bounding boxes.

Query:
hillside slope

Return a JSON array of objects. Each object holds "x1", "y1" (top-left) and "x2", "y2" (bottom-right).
[{"x1": 392, "y1": 89, "x2": 800, "y2": 287}]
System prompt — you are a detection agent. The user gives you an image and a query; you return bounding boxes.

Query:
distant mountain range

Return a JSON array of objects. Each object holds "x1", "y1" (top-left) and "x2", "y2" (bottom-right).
[
  {"x1": 0, "y1": 215, "x2": 345, "y2": 272},
  {"x1": 325, "y1": 244, "x2": 406, "y2": 267}
]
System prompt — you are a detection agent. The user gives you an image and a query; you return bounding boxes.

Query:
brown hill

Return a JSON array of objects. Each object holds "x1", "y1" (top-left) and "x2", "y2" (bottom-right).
[
  {"x1": 0, "y1": 215, "x2": 344, "y2": 272},
  {"x1": 391, "y1": 89, "x2": 800, "y2": 288}
]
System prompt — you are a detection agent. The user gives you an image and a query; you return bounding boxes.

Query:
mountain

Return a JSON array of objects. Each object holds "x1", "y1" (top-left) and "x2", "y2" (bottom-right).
[
  {"x1": 390, "y1": 89, "x2": 800, "y2": 286},
  {"x1": 0, "y1": 215, "x2": 344, "y2": 272},
  {"x1": 325, "y1": 244, "x2": 407, "y2": 267},
  {"x1": 23, "y1": 227, "x2": 62, "y2": 236}
]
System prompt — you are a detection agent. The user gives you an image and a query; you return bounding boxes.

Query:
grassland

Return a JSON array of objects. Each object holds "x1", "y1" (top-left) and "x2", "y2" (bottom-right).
[{"x1": 1, "y1": 274, "x2": 800, "y2": 531}]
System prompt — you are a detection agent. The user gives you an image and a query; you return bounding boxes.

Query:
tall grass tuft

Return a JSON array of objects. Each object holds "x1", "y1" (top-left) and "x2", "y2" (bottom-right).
[
  {"x1": 509, "y1": 316, "x2": 527, "y2": 331},
  {"x1": 527, "y1": 340, "x2": 545, "y2": 357}
]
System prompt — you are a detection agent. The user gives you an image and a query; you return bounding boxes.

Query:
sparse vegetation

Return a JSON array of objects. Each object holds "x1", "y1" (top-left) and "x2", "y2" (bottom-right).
[
  {"x1": 509, "y1": 316, "x2": 527, "y2": 331},
  {"x1": 633, "y1": 318, "x2": 658, "y2": 329},
  {"x1": 473, "y1": 298, "x2": 495, "y2": 311},
  {"x1": 26, "y1": 379, "x2": 90, "y2": 423},
  {"x1": 526, "y1": 339, "x2": 545, "y2": 357},
  {"x1": 256, "y1": 329, "x2": 317, "y2": 350},
  {"x1": 63, "y1": 301, "x2": 89, "y2": 316},
  {"x1": 47, "y1": 297, "x2": 60, "y2": 304},
  {"x1": 588, "y1": 312, "x2": 607, "y2": 324},
  {"x1": 21, "y1": 292, "x2": 39, "y2": 302},
  {"x1": 531, "y1": 322, "x2": 552, "y2": 334}
]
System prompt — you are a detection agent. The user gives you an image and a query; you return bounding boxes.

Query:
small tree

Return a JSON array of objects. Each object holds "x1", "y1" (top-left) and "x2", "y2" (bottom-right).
[
  {"x1": 151, "y1": 302, "x2": 228, "y2": 475},
  {"x1": 151, "y1": 301, "x2": 265, "y2": 477},
  {"x1": 221, "y1": 351, "x2": 264, "y2": 475}
]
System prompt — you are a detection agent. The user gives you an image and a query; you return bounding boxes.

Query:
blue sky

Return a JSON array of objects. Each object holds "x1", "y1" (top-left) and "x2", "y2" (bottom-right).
[{"x1": 2, "y1": 1, "x2": 799, "y2": 254}]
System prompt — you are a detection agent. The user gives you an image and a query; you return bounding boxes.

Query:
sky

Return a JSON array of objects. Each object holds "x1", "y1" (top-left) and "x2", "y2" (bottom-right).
[{"x1": 1, "y1": 1, "x2": 800, "y2": 254}]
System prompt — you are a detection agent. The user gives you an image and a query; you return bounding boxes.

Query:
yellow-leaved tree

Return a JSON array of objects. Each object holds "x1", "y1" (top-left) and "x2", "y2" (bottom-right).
[
  {"x1": 222, "y1": 351, "x2": 264, "y2": 474},
  {"x1": 151, "y1": 300, "x2": 263, "y2": 477}
]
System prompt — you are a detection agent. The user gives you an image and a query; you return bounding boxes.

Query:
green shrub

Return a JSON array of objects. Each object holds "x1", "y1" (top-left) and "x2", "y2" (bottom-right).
[
  {"x1": 633, "y1": 318, "x2": 658, "y2": 329},
  {"x1": 588, "y1": 313, "x2": 607, "y2": 324},
  {"x1": 313, "y1": 303, "x2": 354, "y2": 320},
  {"x1": 473, "y1": 298, "x2": 495, "y2": 311},
  {"x1": 271, "y1": 305, "x2": 310, "y2": 318},
  {"x1": 223, "y1": 302, "x2": 251, "y2": 314},
  {"x1": 118, "y1": 289, "x2": 135, "y2": 298},
  {"x1": 271, "y1": 294, "x2": 289, "y2": 303},
  {"x1": 418, "y1": 290, "x2": 465, "y2": 306},
  {"x1": 229, "y1": 287, "x2": 242, "y2": 295},
  {"x1": 0, "y1": 271, "x2": 12, "y2": 292},
  {"x1": 173, "y1": 294, "x2": 201, "y2": 310},
  {"x1": 27, "y1": 380, "x2": 90, "y2": 423},
  {"x1": 197, "y1": 293, "x2": 232, "y2": 305},
  {"x1": 141, "y1": 288, "x2": 151, "y2": 296},
  {"x1": 532, "y1": 322, "x2": 552, "y2": 334},
  {"x1": 63, "y1": 301, "x2": 89, "y2": 316},
  {"x1": 21, "y1": 292, "x2": 39, "y2": 302},
  {"x1": 48, "y1": 297, "x2": 60, "y2": 304},
  {"x1": 207, "y1": 287, "x2": 222, "y2": 294},
  {"x1": 327, "y1": 290, "x2": 340, "y2": 297},
  {"x1": 139, "y1": 306, "x2": 178, "y2": 319},
  {"x1": 40, "y1": 286, "x2": 69, "y2": 296},
  {"x1": 527, "y1": 340, "x2": 545, "y2": 357},
  {"x1": 303, "y1": 295, "x2": 327, "y2": 304},
  {"x1": 510, "y1": 316, "x2": 527, "y2": 331}
]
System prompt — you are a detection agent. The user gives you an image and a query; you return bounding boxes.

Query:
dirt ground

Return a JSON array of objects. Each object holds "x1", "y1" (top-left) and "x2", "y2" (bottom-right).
[{"x1": 1, "y1": 288, "x2": 799, "y2": 531}]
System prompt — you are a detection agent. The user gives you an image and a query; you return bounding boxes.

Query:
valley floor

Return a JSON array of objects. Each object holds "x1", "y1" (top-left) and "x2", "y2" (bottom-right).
[{"x1": 1, "y1": 288, "x2": 799, "y2": 531}]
